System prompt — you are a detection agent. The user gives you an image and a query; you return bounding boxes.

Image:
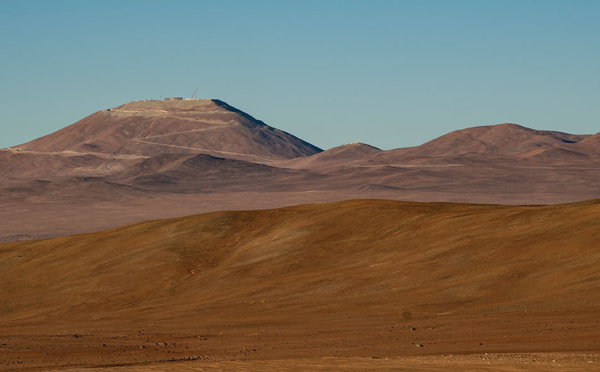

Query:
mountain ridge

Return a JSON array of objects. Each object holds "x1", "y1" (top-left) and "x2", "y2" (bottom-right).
[
  {"x1": 410, "y1": 123, "x2": 590, "y2": 157},
  {"x1": 3, "y1": 100, "x2": 600, "y2": 242}
]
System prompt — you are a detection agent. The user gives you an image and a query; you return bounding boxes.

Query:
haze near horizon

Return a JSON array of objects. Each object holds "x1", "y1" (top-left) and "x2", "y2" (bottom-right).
[{"x1": 1, "y1": 1, "x2": 599, "y2": 150}]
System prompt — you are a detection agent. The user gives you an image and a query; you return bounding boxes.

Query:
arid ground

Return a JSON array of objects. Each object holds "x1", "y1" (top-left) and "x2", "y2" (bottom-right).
[
  {"x1": 2, "y1": 199, "x2": 600, "y2": 370},
  {"x1": 2, "y1": 100, "x2": 600, "y2": 370}
]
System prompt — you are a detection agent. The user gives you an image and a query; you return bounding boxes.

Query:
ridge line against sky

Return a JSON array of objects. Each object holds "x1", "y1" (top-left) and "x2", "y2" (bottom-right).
[{"x1": 1, "y1": 0, "x2": 599, "y2": 150}]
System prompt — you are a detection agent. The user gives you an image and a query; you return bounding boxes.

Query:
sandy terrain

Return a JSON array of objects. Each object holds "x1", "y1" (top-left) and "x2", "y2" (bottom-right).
[
  {"x1": 2, "y1": 199, "x2": 600, "y2": 370},
  {"x1": 62, "y1": 354, "x2": 600, "y2": 371}
]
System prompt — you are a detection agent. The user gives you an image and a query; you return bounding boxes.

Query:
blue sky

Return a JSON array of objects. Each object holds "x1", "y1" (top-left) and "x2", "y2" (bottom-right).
[{"x1": 1, "y1": 0, "x2": 599, "y2": 150}]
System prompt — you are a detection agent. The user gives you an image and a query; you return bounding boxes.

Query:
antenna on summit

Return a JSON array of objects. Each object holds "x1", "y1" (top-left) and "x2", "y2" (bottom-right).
[{"x1": 190, "y1": 86, "x2": 199, "y2": 99}]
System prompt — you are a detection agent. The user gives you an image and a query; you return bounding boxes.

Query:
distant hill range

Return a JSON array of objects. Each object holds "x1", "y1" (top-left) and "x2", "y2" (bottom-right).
[{"x1": 2, "y1": 98, "x2": 600, "y2": 241}]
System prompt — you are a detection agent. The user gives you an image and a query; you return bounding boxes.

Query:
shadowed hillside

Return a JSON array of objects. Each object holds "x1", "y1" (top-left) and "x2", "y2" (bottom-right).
[{"x1": 2, "y1": 199, "x2": 600, "y2": 369}]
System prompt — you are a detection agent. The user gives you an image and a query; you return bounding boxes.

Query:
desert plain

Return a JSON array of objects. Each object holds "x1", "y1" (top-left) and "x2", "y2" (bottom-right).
[{"x1": 1, "y1": 99, "x2": 600, "y2": 370}]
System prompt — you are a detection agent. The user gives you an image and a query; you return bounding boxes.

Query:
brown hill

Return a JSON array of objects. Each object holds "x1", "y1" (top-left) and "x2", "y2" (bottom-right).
[
  {"x1": 403, "y1": 123, "x2": 589, "y2": 158},
  {"x1": 579, "y1": 132, "x2": 600, "y2": 152},
  {"x1": 14, "y1": 99, "x2": 322, "y2": 162},
  {"x1": 278, "y1": 142, "x2": 382, "y2": 169},
  {"x1": 271, "y1": 124, "x2": 596, "y2": 171},
  {"x1": 0, "y1": 148, "x2": 144, "y2": 187},
  {"x1": 109, "y1": 153, "x2": 306, "y2": 193},
  {"x1": 2, "y1": 199, "x2": 600, "y2": 370},
  {"x1": 367, "y1": 123, "x2": 593, "y2": 166}
]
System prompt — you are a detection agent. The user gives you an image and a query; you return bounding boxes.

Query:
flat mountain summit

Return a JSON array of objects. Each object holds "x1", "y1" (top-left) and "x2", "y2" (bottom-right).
[{"x1": 2, "y1": 99, "x2": 600, "y2": 241}]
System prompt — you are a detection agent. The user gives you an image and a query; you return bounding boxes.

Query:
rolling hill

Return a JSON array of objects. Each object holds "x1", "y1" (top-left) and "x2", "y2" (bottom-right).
[{"x1": 1, "y1": 199, "x2": 599, "y2": 369}]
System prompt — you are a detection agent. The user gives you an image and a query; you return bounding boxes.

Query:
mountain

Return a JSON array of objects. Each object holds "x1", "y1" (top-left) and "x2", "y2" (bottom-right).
[
  {"x1": 3, "y1": 99, "x2": 600, "y2": 242},
  {"x1": 271, "y1": 123, "x2": 596, "y2": 170},
  {"x1": 14, "y1": 99, "x2": 322, "y2": 162},
  {"x1": 367, "y1": 123, "x2": 593, "y2": 166},
  {"x1": 2, "y1": 199, "x2": 599, "y2": 369},
  {"x1": 0, "y1": 98, "x2": 322, "y2": 190},
  {"x1": 405, "y1": 123, "x2": 588, "y2": 157}
]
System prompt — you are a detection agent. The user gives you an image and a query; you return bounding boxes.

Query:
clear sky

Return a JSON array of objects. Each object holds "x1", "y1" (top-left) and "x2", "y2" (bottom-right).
[{"x1": 1, "y1": 0, "x2": 599, "y2": 150}]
